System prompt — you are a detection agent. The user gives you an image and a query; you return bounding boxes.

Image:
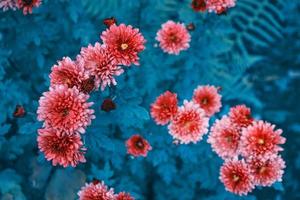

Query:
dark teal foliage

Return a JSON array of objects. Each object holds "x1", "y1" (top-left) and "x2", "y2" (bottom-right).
[{"x1": 0, "y1": 0, "x2": 299, "y2": 199}]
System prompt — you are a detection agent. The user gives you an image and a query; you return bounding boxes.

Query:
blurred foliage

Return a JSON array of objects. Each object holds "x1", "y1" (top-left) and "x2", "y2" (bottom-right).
[{"x1": 0, "y1": 0, "x2": 299, "y2": 199}]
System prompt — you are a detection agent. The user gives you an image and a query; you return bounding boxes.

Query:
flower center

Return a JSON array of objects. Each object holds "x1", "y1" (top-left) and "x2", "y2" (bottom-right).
[
  {"x1": 65, "y1": 78, "x2": 72, "y2": 85},
  {"x1": 52, "y1": 143, "x2": 62, "y2": 153},
  {"x1": 201, "y1": 98, "x2": 208, "y2": 105},
  {"x1": 22, "y1": 0, "x2": 33, "y2": 6},
  {"x1": 135, "y1": 140, "x2": 144, "y2": 149},
  {"x1": 121, "y1": 43, "x2": 129, "y2": 50},
  {"x1": 80, "y1": 76, "x2": 95, "y2": 94},
  {"x1": 169, "y1": 34, "x2": 178, "y2": 43},
  {"x1": 232, "y1": 174, "x2": 240, "y2": 182},
  {"x1": 61, "y1": 108, "x2": 69, "y2": 117},
  {"x1": 259, "y1": 166, "x2": 266, "y2": 174},
  {"x1": 226, "y1": 135, "x2": 232, "y2": 143},
  {"x1": 257, "y1": 138, "x2": 265, "y2": 145}
]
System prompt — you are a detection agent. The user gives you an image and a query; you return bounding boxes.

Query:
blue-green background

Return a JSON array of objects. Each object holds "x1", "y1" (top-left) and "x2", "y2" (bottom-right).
[{"x1": 0, "y1": 0, "x2": 299, "y2": 199}]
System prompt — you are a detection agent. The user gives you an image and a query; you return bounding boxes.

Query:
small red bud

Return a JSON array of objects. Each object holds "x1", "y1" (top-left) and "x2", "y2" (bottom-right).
[
  {"x1": 80, "y1": 76, "x2": 95, "y2": 94},
  {"x1": 13, "y1": 105, "x2": 26, "y2": 118},
  {"x1": 186, "y1": 23, "x2": 196, "y2": 31},
  {"x1": 191, "y1": 0, "x2": 207, "y2": 12},
  {"x1": 92, "y1": 178, "x2": 100, "y2": 185},
  {"x1": 103, "y1": 17, "x2": 117, "y2": 28},
  {"x1": 101, "y1": 98, "x2": 116, "y2": 112}
]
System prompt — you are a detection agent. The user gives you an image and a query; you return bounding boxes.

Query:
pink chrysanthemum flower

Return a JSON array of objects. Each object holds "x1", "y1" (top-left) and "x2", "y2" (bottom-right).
[
  {"x1": 49, "y1": 57, "x2": 91, "y2": 91},
  {"x1": 156, "y1": 20, "x2": 191, "y2": 55},
  {"x1": 240, "y1": 120, "x2": 286, "y2": 160},
  {"x1": 78, "y1": 181, "x2": 115, "y2": 200},
  {"x1": 37, "y1": 128, "x2": 86, "y2": 167},
  {"x1": 208, "y1": 116, "x2": 241, "y2": 159},
  {"x1": 101, "y1": 24, "x2": 146, "y2": 66},
  {"x1": 206, "y1": 0, "x2": 236, "y2": 14},
  {"x1": 78, "y1": 42, "x2": 124, "y2": 91},
  {"x1": 150, "y1": 91, "x2": 178, "y2": 125},
  {"x1": 229, "y1": 104, "x2": 253, "y2": 128},
  {"x1": 116, "y1": 192, "x2": 135, "y2": 200},
  {"x1": 0, "y1": 0, "x2": 17, "y2": 11},
  {"x1": 17, "y1": 0, "x2": 41, "y2": 15},
  {"x1": 126, "y1": 134, "x2": 152, "y2": 157},
  {"x1": 220, "y1": 159, "x2": 254, "y2": 196},
  {"x1": 247, "y1": 155, "x2": 286, "y2": 187},
  {"x1": 192, "y1": 85, "x2": 222, "y2": 117},
  {"x1": 168, "y1": 100, "x2": 209, "y2": 144},
  {"x1": 37, "y1": 85, "x2": 95, "y2": 134}
]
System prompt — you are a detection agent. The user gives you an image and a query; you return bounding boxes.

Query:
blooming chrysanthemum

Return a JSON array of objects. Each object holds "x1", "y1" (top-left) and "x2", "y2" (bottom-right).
[
  {"x1": 156, "y1": 20, "x2": 191, "y2": 55},
  {"x1": 101, "y1": 24, "x2": 146, "y2": 66},
  {"x1": 191, "y1": 0, "x2": 207, "y2": 12},
  {"x1": 116, "y1": 192, "x2": 135, "y2": 200},
  {"x1": 49, "y1": 57, "x2": 90, "y2": 91},
  {"x1": 126, "y1": 134, "x2": 152, "y2": 157},
  {"x1": 206, "y1": 0, "x2": 236, "y2": 14},
  {"x1": 229, "y1": 104, "x2": 253, "y2": 128},
  {"x1": 168, "y1": 100, "x2": 209, "y2": 144},
  {"x1": 192, "y1": 85, "x2": 222, "y2": 117},
  {"x1": 240, "y1": 120, "x2": 286, "y2": 160},
  {"x1": 247, "y1": 155, "x2": 285, "y2": 187},
  {"x1": 37, "y1": 128, "x2": 86, "y2": 167},
  {"x1": 208, "y1": 116, "x2": 241, "y2": 159},
  {"x1": 37, "y1": 85, "x2": 95, "y2": 133},
  {"x1": 79, "y1": 42, "x2": 124, "y2": 90},
  {"x1": 220, "y1": 159, "x2": 254, "y2": 196},
  {"x1": 0, "y1": 0, "x2": 17, "y2": 11},
  {"x1": 150, "y1": 91, "x2": 178, "y2": 125},
  {"x1": 17, "y1": 0, "x2": 41, "y2": 14},
  {"x1": 78, "y1": 181, "x2": 115, "y2": 200}
]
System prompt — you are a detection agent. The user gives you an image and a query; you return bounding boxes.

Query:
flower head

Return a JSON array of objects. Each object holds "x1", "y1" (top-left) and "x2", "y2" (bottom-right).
[
  {"x1": 78, "y1": 42, "x2": 124, "y2": 90},
  {"x1": 150, "y1": 91, "x2": 178, "y2": 125},
  {"x1": 37, "y1": 128, "x2": 86, "y2": 167},
  {"x1": 247, "y1": 155, "x2": 285, "y2": 187},
  {"x1": 78, "y1": 181, "x2": 115, "y2": 200},
  {"x1": 240, "y1": 120, "x2": 286, "y2": 160},
  {"x1": 168, "y1": 100, "x2": 209, "y2": 144},
  {"x1": 17, "y1": 0, "x2": 41, "y2": 14},
  {"x1": 0, "y1": 0, "x2": 17, "y2": 11},
  {"x1": 37, "y1": 85, "x2": 95, "y2": 133},
  {"x1": 156, "y1": 20, "x2": 191, "y2": 55},
  {"x1": 101, "y1": 24, "x2": 146, "y2": 66},
  {"x1": 192, "y1": 85, "x2": 222, "y2": 117},
  {"x1": 206, "y1": 0, "x2": 236, "y2": 14},
  {"x1": 116, "y1": 192, "x2": 135, "y2": 200},
  {"x1": 229, "y1": 104, "x2": 253, "y2": 128},
  {"x1": 126, "y1": 134, "x2": 152, "y2": 157},
  {"x1": 208, "y1": 116, "x2": 241, "y2": 159},
  {"x1": 220, "y1": 159, "x2": 254, "y2": 196},
  {"x1": 49, "y1": 57, "x2": 90, "y2": 91}
]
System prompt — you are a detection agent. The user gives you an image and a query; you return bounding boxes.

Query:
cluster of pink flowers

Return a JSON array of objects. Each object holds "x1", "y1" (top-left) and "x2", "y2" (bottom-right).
[
  {"x1": 156, "y1": 20, "x2": 191, "y2": 55},
  {"x1": 208, "y1": 105, "x2": 286, "y2": 195},
  {"x1": 37, "y1": 21, "x2": 146, "y2": 168},
  {"x1": 78, "y1": 180, "x2": 134, "y2": 200},
  {"x1": 151, "y1": 85, "x2": 222, "y2": 144},
  {"x1": 0, "y1": 0, "x2": 42, "y2": 14},
  {"x1": 191, "y1": 0, "x2": 236, "y2": 14}
]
